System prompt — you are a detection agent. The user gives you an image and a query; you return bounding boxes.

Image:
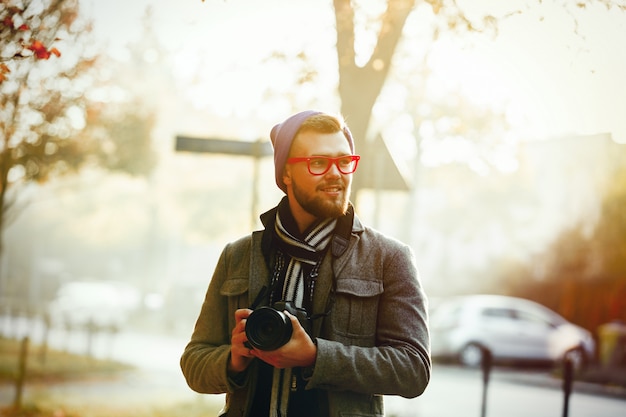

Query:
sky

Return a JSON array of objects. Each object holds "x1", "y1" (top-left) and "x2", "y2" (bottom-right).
[{"x1": 80, "y1": 0, "x2": 626, "y2": 146}]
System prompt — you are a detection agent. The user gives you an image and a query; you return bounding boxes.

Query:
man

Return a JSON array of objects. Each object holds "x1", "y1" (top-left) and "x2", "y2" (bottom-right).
[{"x1": 180, "y1": 110, "x2": 431, "y2": 417}]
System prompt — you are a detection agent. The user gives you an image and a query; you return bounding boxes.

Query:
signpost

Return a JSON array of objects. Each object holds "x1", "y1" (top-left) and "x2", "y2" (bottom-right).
[
  {"x1": 175, "y1": 136, "x2": 273, "y2": 157},
  {"x1": 174, "y1": 133, "x2": 411, "y2": 226},
  {"x1": 175, "y1": 136, "x2": 272, "y2": 227}
]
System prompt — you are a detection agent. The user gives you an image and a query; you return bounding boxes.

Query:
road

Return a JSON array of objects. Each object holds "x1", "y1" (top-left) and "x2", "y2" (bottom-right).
[
  {"x1": 384, "y1": 364, "x2": 626, "y2": 417},
  {"x1": 2, "y1": 317, "x2": 625, "y2": 416}
]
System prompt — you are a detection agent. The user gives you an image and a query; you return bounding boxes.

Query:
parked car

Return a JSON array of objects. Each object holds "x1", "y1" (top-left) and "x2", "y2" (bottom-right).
[
  {"x1": 48, "y1": 280, "x2": 141, "y2": 331},
  {"x1": 429, "y1": 294, "x2": 595, "y2": 370}
]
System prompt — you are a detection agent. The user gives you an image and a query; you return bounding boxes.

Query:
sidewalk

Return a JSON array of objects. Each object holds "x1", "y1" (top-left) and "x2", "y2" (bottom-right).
[{"x1": 493, "y1": 367, "x2": 626, "y2": 400}]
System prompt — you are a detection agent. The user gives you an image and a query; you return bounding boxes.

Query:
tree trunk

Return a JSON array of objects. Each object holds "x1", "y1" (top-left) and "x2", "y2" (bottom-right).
[{"x1": 333, "y1": 0, "x2": 416, "y2": 201}]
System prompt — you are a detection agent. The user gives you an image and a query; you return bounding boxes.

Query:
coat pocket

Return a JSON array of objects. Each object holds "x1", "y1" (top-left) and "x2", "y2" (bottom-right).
[
  {"x1": 331, "y1": 277, "x2": 383, "y2": 343},
  {"x1": 220, "y1": 278, "x2": 249, "y2": 322}
]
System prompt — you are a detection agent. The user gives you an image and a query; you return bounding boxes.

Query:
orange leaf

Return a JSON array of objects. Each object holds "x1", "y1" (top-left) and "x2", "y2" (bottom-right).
[
  {"x1": 28, "y1": 40, "x2": 45, "y2": 50},
  {"x1": 28, "y1": 40, "x2": 51, "y2": 59},
  {"x1": 0, "y1": 64, "x2": 9, "y2": 83},
  {"x1": 18, "y1": 24, "x2": 29, "y2": 31},
  {"x1": 50, "y1": 47, "x2": 61, "y2": 57}
]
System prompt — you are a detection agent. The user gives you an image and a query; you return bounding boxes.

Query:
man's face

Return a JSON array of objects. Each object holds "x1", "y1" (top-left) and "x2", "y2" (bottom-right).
[{"x1": 284, "y1": 130, "x2": 353, "y2": 220}]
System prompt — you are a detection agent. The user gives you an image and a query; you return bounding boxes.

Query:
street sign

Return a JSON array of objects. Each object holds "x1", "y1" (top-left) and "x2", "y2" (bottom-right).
[
  {"x1": 175, "y1": 134, "x2": 410, "y2": 191},
  {"x1": 175, "y1": 136, "x2": 273, "y2": 157}
]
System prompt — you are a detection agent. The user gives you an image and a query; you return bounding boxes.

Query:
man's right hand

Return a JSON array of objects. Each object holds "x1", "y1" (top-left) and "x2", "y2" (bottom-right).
[{"x1": 229, "y1": 308, "x2": 255, "y2": 373}]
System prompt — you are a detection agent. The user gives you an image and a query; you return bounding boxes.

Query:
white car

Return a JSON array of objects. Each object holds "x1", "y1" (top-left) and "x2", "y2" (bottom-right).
[
  {"x1": 48, "y1": 280, "x2": 141, "y2": 331},
  {"x1": 429, "y1": 294, "x2": 595, "y2": 370}
]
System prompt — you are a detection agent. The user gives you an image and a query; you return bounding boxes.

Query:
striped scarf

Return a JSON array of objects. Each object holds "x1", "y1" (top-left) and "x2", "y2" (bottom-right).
[
  {"x1": 268, "y1": 202, "x2": 337, "y2": 417},
  {"x1": 271, "y1": 204, "x2": 337, "y2": 309}
]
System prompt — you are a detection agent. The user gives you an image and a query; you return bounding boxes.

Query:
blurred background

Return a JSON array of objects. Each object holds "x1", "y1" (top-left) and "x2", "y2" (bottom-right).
[
  {"x1": 2, "y1": 0, "x2": 625, "y2": 342},
  {"x1": 1, "y1": 1, "x2": 625, "y2": 413}
]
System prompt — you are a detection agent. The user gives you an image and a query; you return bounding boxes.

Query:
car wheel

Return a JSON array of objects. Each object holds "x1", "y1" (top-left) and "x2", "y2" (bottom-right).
[{"x1": 459, "y1": 343, "x2": 486, "y2": 367}]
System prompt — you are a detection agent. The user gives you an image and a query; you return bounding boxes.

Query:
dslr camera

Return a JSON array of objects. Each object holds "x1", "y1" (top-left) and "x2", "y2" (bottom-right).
[{"x1": 245, "y1": 301, "x2": 310, "y2": 351}]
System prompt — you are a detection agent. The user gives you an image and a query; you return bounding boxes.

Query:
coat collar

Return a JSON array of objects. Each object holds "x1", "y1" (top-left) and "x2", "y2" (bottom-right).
[
  {"x1": 259, "y1": 198, "x2": 362, "y2": 261},
  {"x1": 252, "y1": 200, "x2": 363, "y2": 332}
]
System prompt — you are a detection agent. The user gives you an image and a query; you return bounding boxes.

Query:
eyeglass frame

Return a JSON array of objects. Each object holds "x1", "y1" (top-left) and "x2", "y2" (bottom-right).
[{"x1": 286, "y1": 155, "x2": 361, "y2": 176}]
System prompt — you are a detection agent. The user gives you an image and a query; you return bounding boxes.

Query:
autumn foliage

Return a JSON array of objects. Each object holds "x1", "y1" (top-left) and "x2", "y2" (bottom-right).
[
  {"x1": 506, "y1": 167, "x2": 626, "y2": 338},
  {"x1": 0, "y1": 0, "x2": 158, "y2": 261},
  {"x1": 0, "y1": 4, "x2": 62, "y2": 83},
  {"x1": 0, "y1": 0, "x2": 97, "y2": 254}
]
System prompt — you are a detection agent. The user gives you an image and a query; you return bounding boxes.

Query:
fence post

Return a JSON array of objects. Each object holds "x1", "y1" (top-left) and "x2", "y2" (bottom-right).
[
  {"x1": 13, "y1": 336, "x2": 29, "y2": 410},
  {"x1": 480, "y1": 347, "x2": 493, "y2": 417},
  {"x1": 562, "y1": 357, "x2": 573, "y2": 417}
]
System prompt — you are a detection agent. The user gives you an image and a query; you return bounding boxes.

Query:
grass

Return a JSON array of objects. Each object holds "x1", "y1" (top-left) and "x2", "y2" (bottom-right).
[
  {"x1": 0, "y1": 337, "x2": 222, "y2": 417},
  {"x1": 0, "y1": 337, "x2": 131, "y2": 384},
  {"x1": 1, "y1": 399, "x2": 222, "y2": 417}
]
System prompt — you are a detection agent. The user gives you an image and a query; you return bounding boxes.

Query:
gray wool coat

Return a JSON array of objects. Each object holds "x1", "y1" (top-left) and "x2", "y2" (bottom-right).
[{"x1": 180, "y1": 211, "x2": 431, "y2": 417}]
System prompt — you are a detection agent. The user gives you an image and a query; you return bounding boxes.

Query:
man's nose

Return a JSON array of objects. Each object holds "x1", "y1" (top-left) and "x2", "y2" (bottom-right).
[{"x1": 325, "y1": 161, "x2": 342, "y2": 177}]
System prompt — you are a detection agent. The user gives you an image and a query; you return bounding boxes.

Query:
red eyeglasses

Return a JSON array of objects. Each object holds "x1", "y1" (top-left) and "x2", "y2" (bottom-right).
[{"x1": 287, "y1": 155, "x2": 361, "y2": 175}]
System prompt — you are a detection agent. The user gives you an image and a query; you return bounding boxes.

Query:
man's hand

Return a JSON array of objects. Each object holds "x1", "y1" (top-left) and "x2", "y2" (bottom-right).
[
  {"x1": 229, "y1": 308, "x2": 255, "y2": 373},
  {"x1": 250, "y1": 310, "x2": 317, "y2": 369}
]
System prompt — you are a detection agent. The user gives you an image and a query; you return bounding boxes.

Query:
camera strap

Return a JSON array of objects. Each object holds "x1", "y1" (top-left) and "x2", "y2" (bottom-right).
[
  {"x1": 249, "y1": 285, "x2": 269, "y2": 310},
  {"x1": 302, "y1": 250, "x2": 327, "y2": 315}
]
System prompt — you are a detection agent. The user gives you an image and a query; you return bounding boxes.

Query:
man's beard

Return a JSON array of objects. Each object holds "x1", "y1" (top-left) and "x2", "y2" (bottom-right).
[{"x1": 293, "y1": 180, "x2": 350, "y2": 219}]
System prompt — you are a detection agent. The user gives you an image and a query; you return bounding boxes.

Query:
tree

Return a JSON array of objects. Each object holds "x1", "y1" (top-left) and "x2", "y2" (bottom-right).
[
  {"x1": 0, "y1": 0, "x2": 156, "y2": 255},
  {"x1": 0, "y1": 0, "x2": 96, "y2": 252},
  {"x1": 506, "y1": 166, "x2": 626, "y2": 332},
  {"x1": 331, "y1": 0, "x2": 625, "y2": 197},
  {"x1": 328, "y1": 0, "x2": 626, "y2": 321},
  {"x1": 334, "y1": 0, "x2": 490, "y2": 195}
]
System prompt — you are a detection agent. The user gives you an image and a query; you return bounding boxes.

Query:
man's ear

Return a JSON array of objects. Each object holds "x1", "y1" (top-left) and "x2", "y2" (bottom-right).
[{"x1": 283, "y1": 165, "x2": 293, "y2": 186}]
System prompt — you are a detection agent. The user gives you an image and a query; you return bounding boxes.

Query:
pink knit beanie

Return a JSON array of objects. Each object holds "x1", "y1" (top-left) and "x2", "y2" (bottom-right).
[{"x1": 270, "y1": 110, "x2": 355, "y2": 193}]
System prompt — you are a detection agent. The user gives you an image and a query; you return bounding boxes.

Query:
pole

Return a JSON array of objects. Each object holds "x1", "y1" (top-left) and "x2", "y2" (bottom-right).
[
  {"x1": 480, "y1": 347, "x2": 493, "y2": 417},
  {"x1": 13, "y1": 336, "x2": 29, "y2": 410},
  {"x1": 562, "y1": 357, "x2": 573, "y2": 417}
]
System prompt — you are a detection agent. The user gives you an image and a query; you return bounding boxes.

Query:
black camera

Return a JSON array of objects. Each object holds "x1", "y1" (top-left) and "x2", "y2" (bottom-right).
[{"x1": 245, "y1": 301, "x2": 309, "y2": 351}]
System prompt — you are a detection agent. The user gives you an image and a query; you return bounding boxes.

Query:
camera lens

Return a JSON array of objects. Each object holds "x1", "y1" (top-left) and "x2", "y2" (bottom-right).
[{"x1": 245, "y1": 306, "x2": 293, "y2": 351}]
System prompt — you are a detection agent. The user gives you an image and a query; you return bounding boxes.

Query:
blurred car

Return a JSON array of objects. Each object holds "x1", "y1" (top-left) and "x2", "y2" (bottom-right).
[
  {"x1": 429, "y1": 294, "x2": 595, "y2": 370},
  {"x1": 48, "y1": 280, "x2": 141, "y2": 331}
]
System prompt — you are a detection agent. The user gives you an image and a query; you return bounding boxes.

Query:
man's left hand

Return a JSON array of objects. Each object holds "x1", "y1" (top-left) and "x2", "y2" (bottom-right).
[{"x1": 250, "y1": 310, "x2": 317, "y2": 369}]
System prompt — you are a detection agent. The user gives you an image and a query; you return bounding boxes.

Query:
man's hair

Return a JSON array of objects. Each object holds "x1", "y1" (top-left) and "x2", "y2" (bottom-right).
[{"x1": 296, "y1": 113, "x2": 346, "y2": 137}]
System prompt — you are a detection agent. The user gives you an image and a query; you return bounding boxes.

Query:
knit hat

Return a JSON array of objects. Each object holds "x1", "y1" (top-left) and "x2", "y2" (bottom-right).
[{"x1": 270, "y1": 110, "x2": 355, "y2": 193}]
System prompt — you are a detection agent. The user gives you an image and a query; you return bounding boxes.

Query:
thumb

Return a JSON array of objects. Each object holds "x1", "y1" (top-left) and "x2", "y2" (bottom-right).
[{"x1": 284, "y1": 310, "x2": 308, "y2": 336}]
